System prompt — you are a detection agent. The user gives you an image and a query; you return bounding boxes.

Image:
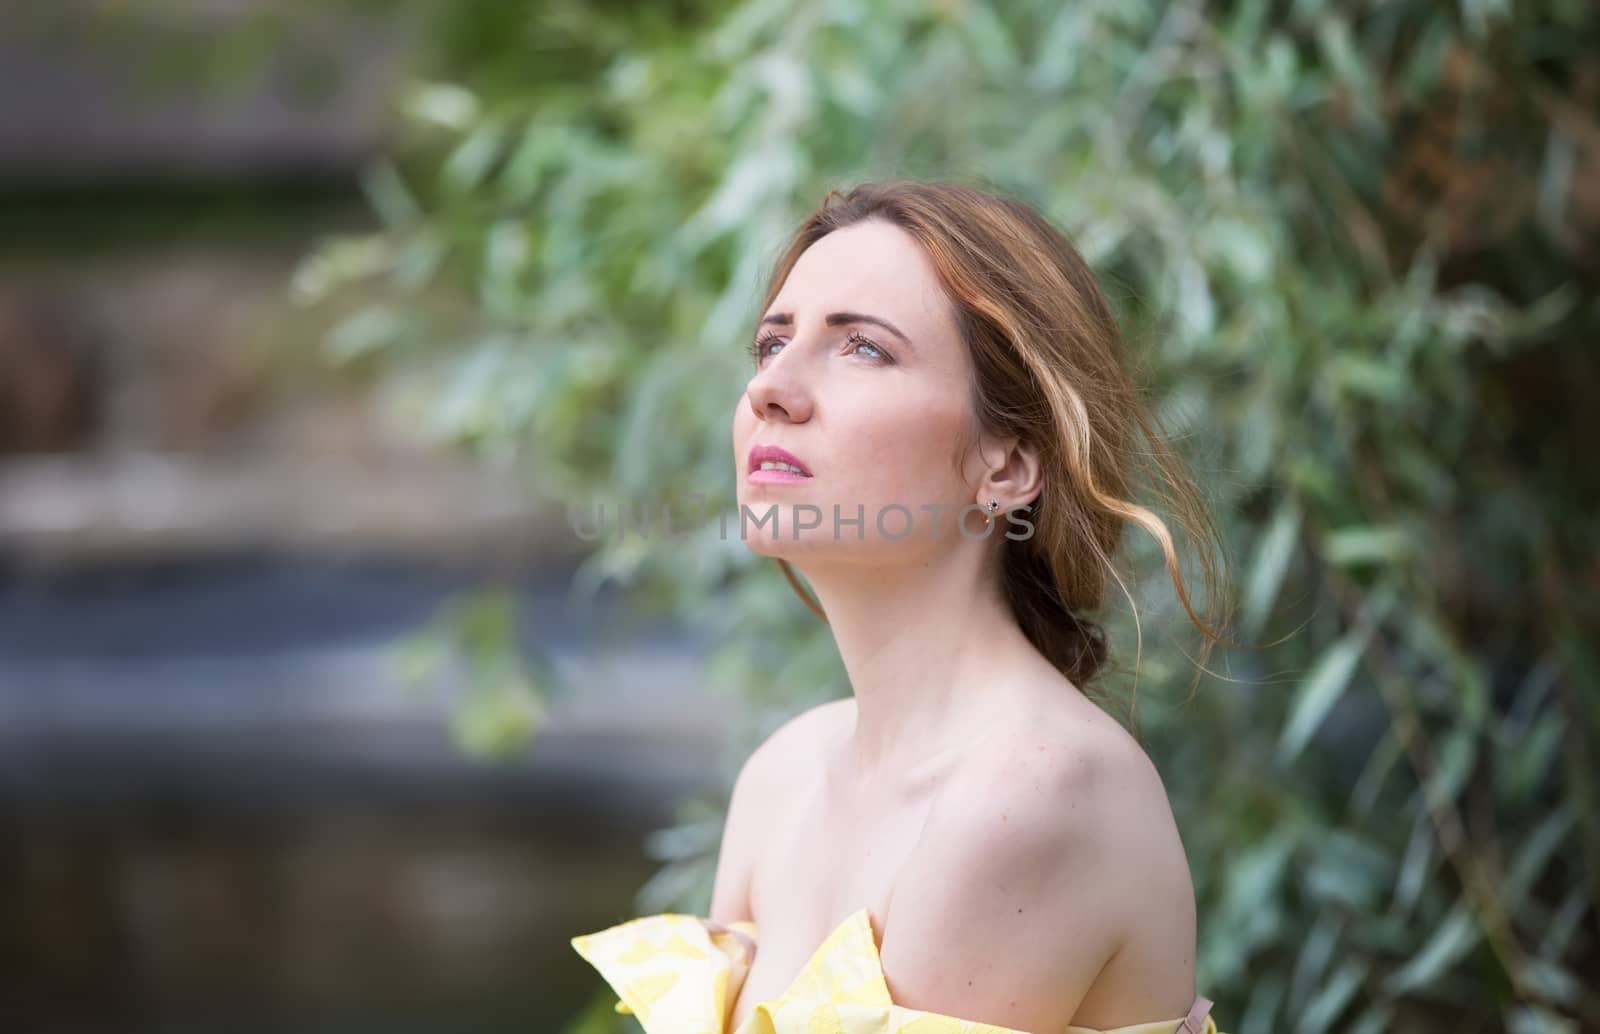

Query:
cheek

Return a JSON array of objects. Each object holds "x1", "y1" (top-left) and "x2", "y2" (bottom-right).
[{"x1": 838, "y1": 394, "x2": 968, "y2": 505}]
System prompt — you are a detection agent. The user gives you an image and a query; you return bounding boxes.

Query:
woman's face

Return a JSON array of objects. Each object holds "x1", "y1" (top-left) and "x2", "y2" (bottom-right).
[{"x1": 731, "y1": 218, "x2": 992, "y2": 561}]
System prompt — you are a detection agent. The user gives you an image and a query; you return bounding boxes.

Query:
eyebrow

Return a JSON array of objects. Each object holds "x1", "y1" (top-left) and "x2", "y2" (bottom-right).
[{"x1": 758, "y1": 310, "x2": 914, "y2": 348}]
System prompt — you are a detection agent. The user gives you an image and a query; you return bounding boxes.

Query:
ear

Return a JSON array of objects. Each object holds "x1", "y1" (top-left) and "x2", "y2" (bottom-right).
[{"x1": 978, "y1": 433, "x2": 1043, "y2": 513}]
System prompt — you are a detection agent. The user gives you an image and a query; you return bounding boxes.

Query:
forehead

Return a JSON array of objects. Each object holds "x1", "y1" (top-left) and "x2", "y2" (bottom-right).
[{"x1": 767, "y1": 220, "x2": 953, "y2": 345}]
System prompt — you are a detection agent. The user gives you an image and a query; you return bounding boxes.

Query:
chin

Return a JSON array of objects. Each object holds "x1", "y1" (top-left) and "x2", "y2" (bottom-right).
[{"x1": 736, "y1": 520, "x2": 830, "y2": 558}]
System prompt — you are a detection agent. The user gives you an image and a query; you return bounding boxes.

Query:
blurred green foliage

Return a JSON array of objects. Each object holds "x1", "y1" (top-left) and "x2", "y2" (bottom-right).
[{"x1": 291, "y1": 1, "x2": 1600, "y2": 1031}]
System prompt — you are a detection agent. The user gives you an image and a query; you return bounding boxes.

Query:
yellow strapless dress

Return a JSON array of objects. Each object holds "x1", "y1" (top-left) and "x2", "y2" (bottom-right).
[{"x1": 571, "y1": 905, "x2": 1223, "y2": 1034}]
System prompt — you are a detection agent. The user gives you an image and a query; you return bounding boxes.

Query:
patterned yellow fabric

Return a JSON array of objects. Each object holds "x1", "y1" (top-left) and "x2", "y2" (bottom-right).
[{"x1": 570, "y1": 906, "x2": 1224, "y2": 1034}]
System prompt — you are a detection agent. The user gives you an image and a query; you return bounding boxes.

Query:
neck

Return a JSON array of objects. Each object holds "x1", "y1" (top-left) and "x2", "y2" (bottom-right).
[{"x1": 794, "y1": 544, "x2": 1041, "y2": 781}]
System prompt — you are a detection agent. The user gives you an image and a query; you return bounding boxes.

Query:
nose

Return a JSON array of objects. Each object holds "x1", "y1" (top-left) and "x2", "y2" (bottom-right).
[{"x1": 745, "y1": 350, "x2": 813, "y2": 424}]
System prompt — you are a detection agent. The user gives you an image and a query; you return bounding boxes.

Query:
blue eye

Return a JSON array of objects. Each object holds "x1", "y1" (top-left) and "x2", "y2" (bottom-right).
[
  {"x1": 749, "y1": 333, "x2": 784, "y2": 364},
  {"x1": 845, "y1": 331, "x2": 893, "y2": 363},
  {"x1": 748, "y1": 329, "x2": 895, "y2": 366}
]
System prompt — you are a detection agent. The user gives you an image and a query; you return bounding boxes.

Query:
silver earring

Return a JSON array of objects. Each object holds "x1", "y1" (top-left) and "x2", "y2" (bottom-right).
[{"x1": 984, "y1": 498, "x2": 999, "y2": 522}]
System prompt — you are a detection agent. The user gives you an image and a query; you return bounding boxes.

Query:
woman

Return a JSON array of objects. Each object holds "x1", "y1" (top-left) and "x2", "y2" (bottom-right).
[{"x1": 572, "y1": 180, "x2": 1232, "y2": 1034}]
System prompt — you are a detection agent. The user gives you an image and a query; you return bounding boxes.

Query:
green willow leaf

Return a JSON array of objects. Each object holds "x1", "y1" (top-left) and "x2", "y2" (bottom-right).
[
  {"x1": 1382, "y1": 900, "x2": 1479, "y2": 993},
  {"x1": 1277, "y1": 631, "x2": 1366, "y2": 765},
  {"x1": 1300, "y1": 957, "x2": 1370, "y2": 1034},
  {"x1": 1241, "y1": 493, "x2": 1300, "y2": 639}
]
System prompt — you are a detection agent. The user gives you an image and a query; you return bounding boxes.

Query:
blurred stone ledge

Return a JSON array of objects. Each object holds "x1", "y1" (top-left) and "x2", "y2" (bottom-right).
[
  {"x1": 0, "y1": 2, "x2": 415, "y2": 187},
  {"x1": 0, "y1": 450, "x2": 586, "y2": 573},
  {"x1": 0, "y1": 557, "x2": 733, "y2": 820}
]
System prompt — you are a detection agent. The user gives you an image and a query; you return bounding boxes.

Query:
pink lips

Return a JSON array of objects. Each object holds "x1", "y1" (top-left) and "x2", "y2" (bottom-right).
[{"x1": 747, "y1": 443, "x2": 813, "y2": 484}]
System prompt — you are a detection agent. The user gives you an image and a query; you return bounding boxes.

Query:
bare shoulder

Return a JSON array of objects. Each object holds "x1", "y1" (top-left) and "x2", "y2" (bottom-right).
[
  {"x1": 708, "y1": 697, "x2": 853, "y2": 925},
  {"x1": 876, "y1": 704, "x2": 1196, "y2": 1030},
  {"x1": 942, "y1": 705, "x2": 1186, "y2": 893}
]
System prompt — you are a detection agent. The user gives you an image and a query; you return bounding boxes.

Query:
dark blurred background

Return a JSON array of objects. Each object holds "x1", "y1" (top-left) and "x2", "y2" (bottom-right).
[{"x1": 0, "y1": 4, "x2": 732, "y2": 1031}]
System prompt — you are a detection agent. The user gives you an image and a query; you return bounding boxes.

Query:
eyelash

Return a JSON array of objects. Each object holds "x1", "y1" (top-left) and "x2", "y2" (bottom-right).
[{"x1": 749, "y1": 329, "x2": 893, "y2": 366}]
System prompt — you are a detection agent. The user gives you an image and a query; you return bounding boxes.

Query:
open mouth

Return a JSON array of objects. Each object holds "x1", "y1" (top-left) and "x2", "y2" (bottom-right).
[
  {"x1": 753, "y1": 460, "x2": 810, "y2": 476},
  {"x1": 746, "y1": 444, "x2": 813, "y2": 479}
]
